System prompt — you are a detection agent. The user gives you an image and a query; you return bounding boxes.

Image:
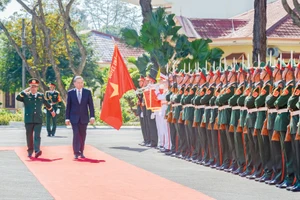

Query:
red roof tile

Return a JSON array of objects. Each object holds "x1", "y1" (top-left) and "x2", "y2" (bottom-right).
[
  {"x1": 83, "y1": 30, "x2": 144, "y2": 63},
  {"x1": 188, "y1": 19, "x2": 248, "y2": 39},
  {"x1": 267, "y1": 16, "x2": 300, "y2": 38}
]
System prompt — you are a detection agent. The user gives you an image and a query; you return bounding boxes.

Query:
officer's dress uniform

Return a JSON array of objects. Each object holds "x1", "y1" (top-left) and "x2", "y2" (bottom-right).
[
  {"x1": 44, "y1": 90, "x2": 61, "y2": 136},
  {"x1": 273, "y1": 80, "x2": 294, "y2": 188},
  {"x1": 228, "y1": 80, "x2": 245, "y2": 174},
  {"x1": 245, "y1": 81, "x2": 263, "y2": 179},
  {"x1": 200, "y1": 83, "x2": 215, "y2": 165},
  {"x1": 16, "y1": 91, "x2": 53, "y2": 156},
  {"x1": 136, "y1": 93, "x2": 148, "y2": 145},
  {"x1": 165, "y1": 87, "x2": 177, "y2": 154},
  {"x1": 216, "y1": 82, "x2": 235, "y2": 170},
  {"x1": 255, "y1": 80, "x2": 273, "y2": 181},
  {"x1": 265, "y1": 81, "x2": 283, "y2": 185},
  {"x1": 210, "y1": 83, "x2": 222, "y2": 168}
]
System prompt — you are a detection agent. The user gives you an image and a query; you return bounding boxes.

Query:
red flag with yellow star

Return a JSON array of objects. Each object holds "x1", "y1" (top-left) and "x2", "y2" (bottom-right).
[{"x1": 100, "y1": 45, "x2": 136, "y2": 130}]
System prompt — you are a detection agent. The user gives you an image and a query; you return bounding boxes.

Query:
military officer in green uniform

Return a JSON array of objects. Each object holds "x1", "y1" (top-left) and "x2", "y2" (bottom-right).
[
  {"x1": 274, "y1": 62, "x2": 295, "y2": 189},
  {"x1": 216, "y1": 66, "x2": 236, "y2": 171},
  {"x1": 209, "y1": 68, "x2": 222, "y2": 168},
  {"x1": 245, "y1": 63, "x2": 263, "y2": 180},
  {"x1": 254, "y1": 64, "x2": 273, "y2": 182},
  {"x1": 44, "y1": 82, "x2": 62, "y2": 137},
  {"x1": 237, "y1": 67, "x2": 253, "y2": 177},
  {"x1": 228, "y1": 64, "x2": 246, "y2": 175},
  {"x1": 200, "y1": 67, "x2": 215, "y2": 166},
  {"x1": 265, "y1": 62, "x2": 285, "y2": 185},
  {"x1": 289, "y1": 63, "x2": 300, "y2": 192},
  {"x1": 16, "y1": 78, "x2": 55, "y2": 158}
]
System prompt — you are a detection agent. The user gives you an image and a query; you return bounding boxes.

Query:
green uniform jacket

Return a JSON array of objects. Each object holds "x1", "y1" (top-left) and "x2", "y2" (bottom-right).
[
  {"x1": 183, "y1": 90, "x2": 195, "y2": 121},
  {"x1": 165, "y1": 90, "x2": 173, "y2": 116},
  {"x1": 16, "y1": 91, "x2": 53, "y2": 123},
  {"x1": 287, "y1": 84, "x2": 300, "y2": 134},
  {"x1": 229, "y1": 83, "x2": 244, "y2": 127},
  {"x1": 201, "y1": 86, "x2": 214, "y2": 123},
  {"x1": 44, "y1": 90, "x2": 62, "y2": 110},
  {"x1": 237, "y1": 84, "x2": 248, "y2": 128},
  {"x1": 254, "y1": 83, "x2": 271, "y2": 129},
  {"x1": 173, "y1": 93, "x2": 183, "y2": 119},
  {"x1": 209, "y1": 86, "x2": 219, "y2": 124},
  {"x1": 245, "y1": 83, "x2": 260, "y2": 128},
  {"x1": 216, "y1": 83, "x2": 235, "y2": 125},
  {"x1": 193, "y1": 86, "x2": 205, "y2": 123},
  {"x1": 266, "y1": 86, "x2": 281, "y2": 130},
  {"x1": 274, "y1": 84, "x2": 293, "y2": 132}
]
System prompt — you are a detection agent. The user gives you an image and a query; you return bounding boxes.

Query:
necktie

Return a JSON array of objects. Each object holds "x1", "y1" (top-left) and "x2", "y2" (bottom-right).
[{"x1": 77, "y1": 90, "x2": 81, "y2": 103}]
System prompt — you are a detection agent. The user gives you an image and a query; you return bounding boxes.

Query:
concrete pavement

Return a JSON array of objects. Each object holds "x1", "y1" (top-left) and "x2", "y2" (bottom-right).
[{"x1": 0, "y1": 127, "x2": 299, "y2": 200}]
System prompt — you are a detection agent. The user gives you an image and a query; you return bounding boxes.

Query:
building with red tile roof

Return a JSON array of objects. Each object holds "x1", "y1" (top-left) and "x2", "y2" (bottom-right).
[{"x1": 176, "y1": 0, "x2": 300, "y2": 63}]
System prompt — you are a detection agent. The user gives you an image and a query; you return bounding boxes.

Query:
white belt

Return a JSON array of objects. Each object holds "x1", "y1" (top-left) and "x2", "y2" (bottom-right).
[
  {"x1": 291, "y1": 110, "x2": 300, "y2": 116},
  {"x1": 257, "y1": 107, "x2": 268, "y2": 112},
  {"x1": 211, "y1": 106, "x2": 218, "y2": 109},
  {"x1": 240, "y1": 107, "x2": 247, "y2": 111},
  {"x1": 218, "y1": 105, "x2": 231, "y2": 111},
  {"x1": 231, "y1": 106, "x2": 241, "y2": 110},
  {"x1": 195, "y1": 105, "x2": 205, "y2": 109},
  {"x1": 172, "y1": 103, "x2": 181, "y2": 107},
  {"x1": 168, "y1": 102, "x2": 172, "y2": 105},
  {"x1": 247, "y1": 108, "x2": 257, "y2": 113},
  {"x1": 205, "y1": 106, "x2": 212, "y2": 109},
  {"x1": 276, "y1": 108, "x2": 288, "y2": 114},
  {"x1": 268, "y1": 108, "x2": 277, "y2": 113},
  {"x1": 183, "y1": 104, "x2": 193, "y2": 109}
]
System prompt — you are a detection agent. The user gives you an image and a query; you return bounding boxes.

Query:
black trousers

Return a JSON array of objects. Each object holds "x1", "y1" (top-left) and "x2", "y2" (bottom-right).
[
  {"x1": 71, "y1": 122, "x2": 88, "y2": 155},
  {"x1": 25, "y1": 123, "x2": 42, "y2": 154},
  {"x1": 168, "y1": 122, "x2": 177, "y2": 152}
]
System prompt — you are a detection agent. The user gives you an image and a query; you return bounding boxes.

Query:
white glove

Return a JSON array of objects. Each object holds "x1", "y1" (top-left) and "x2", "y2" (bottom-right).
[
  {"x1": 151, "y1": 113, "x2": 155, "y2": 119},
  {"x1": 140, "y1": 112, "x2": 143, "y2": 118},
  {"x1": 56, "y1": 109, "x2": 60, "y2": 114},
  {"x1": 43, "y1": 109, "x2": 47, "y2": 114},
  {"x1": 155, "y1": 85, "x2": 160, "y2": 95}
]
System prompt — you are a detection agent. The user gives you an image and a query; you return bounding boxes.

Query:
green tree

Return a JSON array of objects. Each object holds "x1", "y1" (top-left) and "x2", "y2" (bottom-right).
[
  {"x1": 282, "y1": 0, "x2": 300, "y2": 27},
  {"x1": 0, "y1": 0, "x2": 89, "y2": 102}
]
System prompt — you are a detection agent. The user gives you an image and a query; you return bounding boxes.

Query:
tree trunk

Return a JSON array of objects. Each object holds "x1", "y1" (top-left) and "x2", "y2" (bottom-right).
[
  {"x1": 252, "y1": 0, "x2": 267, "y2": 64},
  {"x1": 282, "y1": 0, "x2": 300, "y2": 27},
  {"x1": 139, "y1": 0, "x2": 152, "y2": 23}
]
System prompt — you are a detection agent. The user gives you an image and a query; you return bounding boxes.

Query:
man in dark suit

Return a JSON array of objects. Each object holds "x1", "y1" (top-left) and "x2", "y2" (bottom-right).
[{"x1": 65, "y1": 76, "x2": 95, "y2": 159}]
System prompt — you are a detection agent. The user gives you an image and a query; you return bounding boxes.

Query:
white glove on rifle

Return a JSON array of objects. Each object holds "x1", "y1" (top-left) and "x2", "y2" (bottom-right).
[
  {"x1": 56, "y1": 109, "x2": 60, "y2": 114},
  {"x1": 151, "y1": 113, "x2": 155, "y2": 119},
  {"x1": 43, "y1": 109, "x2": 47, "y2": 114},
  {"x1": 140, "y1": 112, "x2": 143, "y2": 118}
]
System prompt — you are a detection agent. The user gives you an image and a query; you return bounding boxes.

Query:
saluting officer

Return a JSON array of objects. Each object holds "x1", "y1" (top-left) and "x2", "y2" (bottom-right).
[
  {"x1": 16, "y1": 78, "x2": 56, "y2": 158},
  {"x1": 44, "y1": 82, "x2": 62, "y2": 137}
]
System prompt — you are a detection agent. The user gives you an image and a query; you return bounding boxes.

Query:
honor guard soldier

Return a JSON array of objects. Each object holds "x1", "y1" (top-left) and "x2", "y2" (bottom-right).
[
  {"x1": 228, "y1": 64, "x2": 247, "y2": 175},
  {"x1": 265, "y1": 61, "x2": 285, "y2": 185},
  {"x1": 274, "y1": 62, "x2": 295, "y2": 189},
  {"x1": 16, "y1": 78, "x2": 56, "y2": 158},
  {"x1": 216, "y1": 66, "x2": 236, "y2": 171},
  {"x1": 44, "y1": 82, "x2": 62, "y2": 137},
  {"x1": 137, "y1": 75, "x2": 149, "y2": 146},
  {"x1": 238, "y1": 67, "x2": 254, "y2": 177},
  {"x1": 288, "y1": 63, "x2": 300, "y2": 192},
  {"x1": 200, "y1": 66, "x2": 215, "y2": 166},
  {"x1": 245, "y1": 62, "x2": 264, "y2": 180},
  {"x1": 255, "y1": 63, "x2": 274, "y2": 182}
]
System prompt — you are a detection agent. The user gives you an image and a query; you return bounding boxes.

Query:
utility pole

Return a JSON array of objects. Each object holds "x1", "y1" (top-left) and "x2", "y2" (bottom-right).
[{"x1": 21, "y1": 19, "x2": 26, "y2": 89}]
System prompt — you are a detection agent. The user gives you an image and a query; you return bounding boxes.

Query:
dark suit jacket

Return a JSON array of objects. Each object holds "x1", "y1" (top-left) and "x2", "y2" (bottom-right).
[{"x1": 65, "y1": 88, "x2": 95, "y2": 124}]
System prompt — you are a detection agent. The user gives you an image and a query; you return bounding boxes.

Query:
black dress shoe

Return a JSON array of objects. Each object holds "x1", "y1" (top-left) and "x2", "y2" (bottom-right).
[
  {"x1": 35, "y1": 151, "x2": 42, "y2": 158},
  {"x1": 290, "y1": 184, "x2": 300, "y2": 192},
  {"x1": 276, "y1": 180, "x2": 293, "y2": 188},
  {"x1": 80, "y1": 153, "x2": 85, "y2": 158},
  {"x1": 239, "y1": 170, "x2": 252, "y2": 177},
  {"x1": 232, "y1": 167, "x2": 244, "y2": 175},
  {"x1": 74, "y1": 154, "x2": 79, "y2": 159},
  {"x1": 266, "y1": 178, "x2": 282, "y2": 185},
  {"x1": 27, "y1": 153, "x2": 32, "y2": 158},
  {"x1": 138, "y1": 142, "x2": 146, "y2": 146}
]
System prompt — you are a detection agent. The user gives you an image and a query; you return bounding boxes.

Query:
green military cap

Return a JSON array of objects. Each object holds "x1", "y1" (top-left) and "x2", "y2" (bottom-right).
[
  {"x1": 253, "y1": 61, "x2": 258, "y2": 67},
  {"x1": 28, "y1": 78, "x2": 39, "y2": 86},
  {"x1": 49, "y1": 82, "x2": 56, "y2": 87}
]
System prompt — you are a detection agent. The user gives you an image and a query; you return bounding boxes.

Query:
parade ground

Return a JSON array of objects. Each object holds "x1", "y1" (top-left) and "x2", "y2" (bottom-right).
[{"x1": 0, "y1": 126, "x2": 299, "y2": 200}]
